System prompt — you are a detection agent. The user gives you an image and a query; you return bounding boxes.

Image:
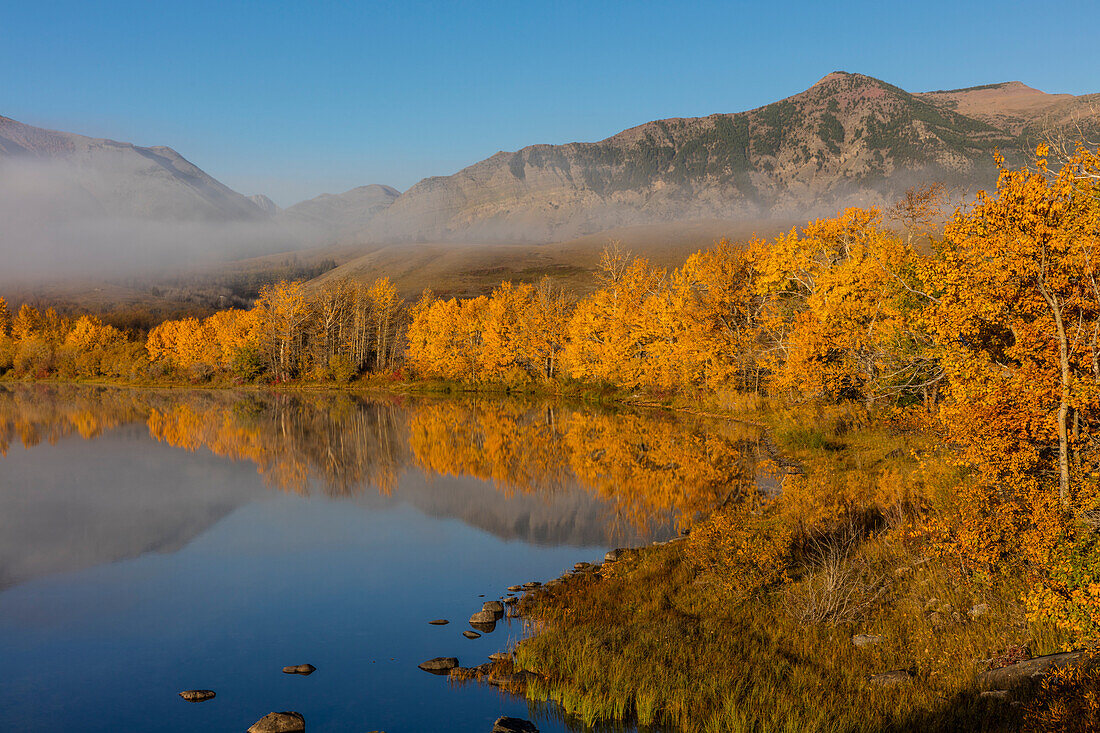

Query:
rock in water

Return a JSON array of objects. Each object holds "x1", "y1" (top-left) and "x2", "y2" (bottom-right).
[
  {"x1": 418, "y1": 657, "x2": 459, "y2": 673},
  {"x1": 488, "y1": 652, "x2": 511, "y2": 662},
  {"x1": 463, "y1": 630, "x2": 481, "y2": 639},
  {"x1": 247, "y1": 711, "x2": 305, "y2": 732},
  {"x1": 429, "y1": 619, "x2": 449, "y2": 625},
  {"x1": 482, "y1": 600, "x2": 505, "y2": 614},
  {"x1": 492, "y1": 717, "x2": 539, "y2": 733},
  {"x1": 281, "y1": 664, "x2": 316, "y2": 675},
  {"x1": 470, "y1": 610, "x2": 497, "y2": 624},
  {"x1": 178, "y1": 689, "x2": 215, "y2": 702}
]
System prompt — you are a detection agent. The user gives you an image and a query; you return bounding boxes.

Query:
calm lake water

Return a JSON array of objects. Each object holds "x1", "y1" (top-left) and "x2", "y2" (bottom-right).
[{"x1": 0, "y1": 385, "x2": 767, "y2": 732}]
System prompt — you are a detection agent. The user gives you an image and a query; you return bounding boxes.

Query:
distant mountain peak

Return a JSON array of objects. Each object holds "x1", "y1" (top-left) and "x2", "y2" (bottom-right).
[
  {"x1": 0, "y1": 114, "x2": 262, "y2": 222},
  {"x1": 248, "y1": 194, "x2": 281, "y2": 216},
  {"x1": 364, "y1": 71, "x2": 1098, "y2": 243}
]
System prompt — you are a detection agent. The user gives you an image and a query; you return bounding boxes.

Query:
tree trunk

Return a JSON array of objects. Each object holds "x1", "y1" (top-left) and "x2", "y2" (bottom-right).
[{"x1": 1051, "y1": 294, "x2": 1072, "y2": 507}]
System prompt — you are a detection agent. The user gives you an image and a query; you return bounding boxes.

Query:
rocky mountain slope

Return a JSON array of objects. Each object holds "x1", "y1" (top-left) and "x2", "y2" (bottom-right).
[{"x1": 362, "y1": 72, "x2": 1099, "y2": 243}]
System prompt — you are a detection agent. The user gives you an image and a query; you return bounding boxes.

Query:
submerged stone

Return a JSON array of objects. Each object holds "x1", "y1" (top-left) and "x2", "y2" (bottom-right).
[
  {"x1": 492, "y1": 716, "x2": 539, "y2": 732},
  {"x1": 428, "y1": 619, "x2": 449, "y2": 625},
  {"x1": 463, "y1": 630, "x2": 481, "y2": 639}
]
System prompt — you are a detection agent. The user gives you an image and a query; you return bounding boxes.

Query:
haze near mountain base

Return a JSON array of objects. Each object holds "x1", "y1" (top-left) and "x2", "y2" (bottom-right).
[{"x1": 1, "y1": 72, "x2": 1096, "y2": 282}]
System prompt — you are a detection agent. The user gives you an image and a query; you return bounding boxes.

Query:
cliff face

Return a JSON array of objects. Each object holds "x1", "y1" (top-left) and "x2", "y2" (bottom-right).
[{"x1": 363, "y1": 72, "x2": 1096, "y2": 243}]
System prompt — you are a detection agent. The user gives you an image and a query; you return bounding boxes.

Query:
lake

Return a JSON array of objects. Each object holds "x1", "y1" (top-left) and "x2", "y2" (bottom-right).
[{"x1": 0, "y1": 384, "x2": 768, "y2": 732}]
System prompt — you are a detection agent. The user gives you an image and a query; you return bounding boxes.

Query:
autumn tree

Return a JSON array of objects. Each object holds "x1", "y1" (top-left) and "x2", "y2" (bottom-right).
[
  {"x1": 563, "y1": 248, "x2": 665, "y2": 388},
  {"x1": 405, "y1": 293, "x2": 489, "y2": 380},
  {"x1": 752, "y1": 207, "x2": 941, "y2": 406},
  {"x1": 256, "y1": 280, "x2": 310, "y2": 381},
  {"x1": 937, "y1": 147, "x2": 1100, "y2": 508}
]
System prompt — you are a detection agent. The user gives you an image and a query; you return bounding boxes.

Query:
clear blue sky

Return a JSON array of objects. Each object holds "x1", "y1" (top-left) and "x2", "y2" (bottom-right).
[{"x1": 3, "y1": 0, "x2": 1097, "y2": 206}]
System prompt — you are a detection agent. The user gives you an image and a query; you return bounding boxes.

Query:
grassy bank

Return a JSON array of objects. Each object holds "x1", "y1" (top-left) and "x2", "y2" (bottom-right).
[{"x1": 510, "y1": 404, "x2": 1091, "y2": 732}]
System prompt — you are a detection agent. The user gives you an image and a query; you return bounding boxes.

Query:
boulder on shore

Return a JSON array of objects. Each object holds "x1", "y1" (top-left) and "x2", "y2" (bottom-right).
[
  {"x1": 492, "y1": 715, "x2": 539, "y2": 732},
  {"x1": 247, "y1": 711, "x2": 305, "y2": 732},
  {"x1": 281, "y1": 664, "x2": 315, "y2": 675},
  {"x1": 980, "y1": 650, "x2": 1091, "y2": 689},
  {"x1": 179, "y1": 689, "x2": 215, "y2": 702},
  {"x1": 418, "y1": 657, "x2": 459, "y2": 673}
]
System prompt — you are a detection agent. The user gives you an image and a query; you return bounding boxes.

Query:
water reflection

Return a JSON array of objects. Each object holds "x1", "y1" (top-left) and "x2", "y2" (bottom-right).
[
  {"x1": 0, "y1": 384, "x2": 770, "y2": 733},
  {"x1": 1, "y1": 385, "x2": 768, "y2": 534}
]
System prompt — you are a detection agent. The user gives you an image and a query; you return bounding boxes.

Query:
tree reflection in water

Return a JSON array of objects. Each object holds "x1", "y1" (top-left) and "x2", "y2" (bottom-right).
[{"x1": 0, "y1": 385, "x2": 773, "y2": 536}]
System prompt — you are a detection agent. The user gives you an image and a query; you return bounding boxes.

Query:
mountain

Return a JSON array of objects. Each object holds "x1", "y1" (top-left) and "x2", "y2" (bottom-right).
[
  {"x1": 280, "y1": 184, "x2": 400, "y2": 239},
  {"x1": 0, "y1": 116, "x2": 317, "y2": 278},
  {"x1": 0, "y1": 115, "x2": 262, "y2": 222},
  {"x1": 248, "y1": 193, "x2": 281, "y2": 216},
  {"x1": 362, "y1": 72, "x2": 1099, "y2": 243}
]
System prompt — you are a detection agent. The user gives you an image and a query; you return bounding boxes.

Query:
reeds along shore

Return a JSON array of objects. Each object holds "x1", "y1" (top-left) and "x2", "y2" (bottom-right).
[{"x1": 2, "y1": 148, "x2": 1100, "y2": 730}]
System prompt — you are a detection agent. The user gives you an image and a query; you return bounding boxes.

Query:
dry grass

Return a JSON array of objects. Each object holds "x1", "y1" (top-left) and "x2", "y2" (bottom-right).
[
  {"x1": 785, "y1": 525, "x2": 888, "y2": 625},
  {"x1": 509, "y1": 404, "x2": 1079, "y2": 732}
]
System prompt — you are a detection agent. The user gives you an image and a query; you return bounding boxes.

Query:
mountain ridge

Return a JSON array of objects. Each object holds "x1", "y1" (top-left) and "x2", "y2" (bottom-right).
[
  {"x1": 0, "y1": 115, "x2": 264, "y2": 222},
  {"x1": 359, "y1": 72, "x2": 1098, "y2": 243}
]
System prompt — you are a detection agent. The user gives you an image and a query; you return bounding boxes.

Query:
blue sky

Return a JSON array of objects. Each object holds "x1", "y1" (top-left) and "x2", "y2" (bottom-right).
[{"x1": 3, "y1": 0, "x2": 1097, "y2": 206}]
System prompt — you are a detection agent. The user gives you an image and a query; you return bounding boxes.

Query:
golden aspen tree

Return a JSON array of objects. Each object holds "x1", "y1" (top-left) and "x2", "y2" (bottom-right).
[
  {"x1": 752, "y1": 208, "x2": 938, "y2": 404},
  {"x1": 367, "y1": 277, "x2": 402, "y2": 372},
  {"x1": 563, "y1": 248, "x2": 664, "y2": 388},
  {"x1": 937, "y1": 146, "x2": 1100, "y2": 508},
  {"x1": 256, "y1": 280, "x2": 311, "y2": 381}
]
